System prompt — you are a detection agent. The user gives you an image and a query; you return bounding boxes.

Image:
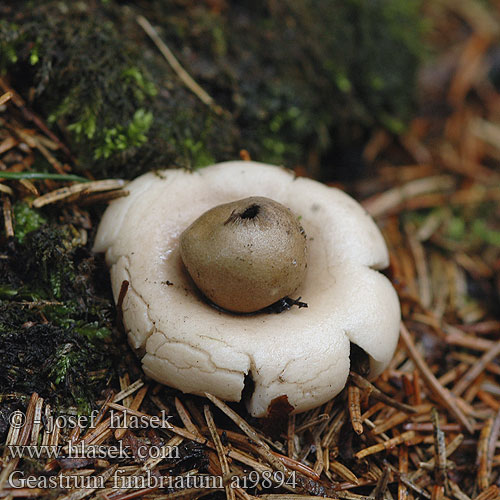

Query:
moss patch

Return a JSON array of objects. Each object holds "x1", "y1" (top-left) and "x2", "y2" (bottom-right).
[{"x1": 1, "y1": 0, "x2": 425, "y2": 180}]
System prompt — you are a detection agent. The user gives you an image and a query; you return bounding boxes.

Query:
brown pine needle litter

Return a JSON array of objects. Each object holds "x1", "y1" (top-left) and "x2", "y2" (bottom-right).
[{"x1": 2, "y1": 1, "x2": 500, "y2": 499}]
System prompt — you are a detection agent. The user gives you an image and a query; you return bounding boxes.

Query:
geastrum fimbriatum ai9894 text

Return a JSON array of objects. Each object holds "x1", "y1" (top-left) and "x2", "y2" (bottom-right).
[{"x1": 93, "y1": 161, "x2": 401, "y2": 417}]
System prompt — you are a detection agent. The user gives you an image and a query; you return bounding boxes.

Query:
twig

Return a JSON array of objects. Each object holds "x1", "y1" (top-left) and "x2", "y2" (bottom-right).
[
  {"x1": 329, "y1": 460, "x2": 359, "y2": 484},
  {"x1": 399, "y1": 323, "x2": 474, "y2": 433},
  {"x1": 371, "y1": 466, "x2": 390, "y2": 500},
  {"x1": 0, "y1": 77, "x2": 73, "y2": 158},
  {"x1": 79, "y1": 189, "x2": 129, "y2": 206},
  {"x1": 175, "y1": 397, "x2": 203, "y2": 438},
  {"x1": 398, "y1": 444, "x2": 409, "y2": 500},
  {"x1": 486, "y1": 408, "x2": 500, "y2": 476},
  {"x1": 258, "y1": 496, "x2": 337, "y2": 500},
  {"x1": 348, "y1": 386, "x2": 363, "y2": 435},
  {"x1": 431, "y1": 485, "x2": 444, "y2": 500},
  {"x1": 372, "y1": 412, "x2": 409, "y2": 436},
  {"x1": 477, "y1": 418, "x2": 493, "y2": 491},
  {"x1": 0, "y1": 183, "x2": 14, "y2": 196},
  {"x1": 119, "y1": 373, "x2": 133, "y2": 407},
  {"x1": 137, "y1": 15, "x2": 224, "y2": 116},
  {"x1": 13, "y1": 128, "x2": 67, "y2": 174},
  {"x1": 477, "y1": 390, "x2": 500, "y2": 411},
  {"x1": 295, "y1": 414, "x2": 330, "y2": 434},
  {"x1": 452, "y1": 340, "x2": 500, "y2": 397},
  {"x1": 270, "y1": 452, "x2": 320, "y2": 481},
  {"x1": 29, "y1": 397, "x2": 44, "y2": 446},
  {"x1": 0, "y1": 393, "x2": 39, "y2": 489},
  {"x1": 473, "y1": 485, "x2": 500, "y2": 500},
  {"x1": 449, "y1": 482, "x2": 471, "y2": 500},
  {"x1": 114, "y1": 384, "x2": 149, "y2": 440},
  {"x1": 416, "y1": 433, "x2": 464, "y2": 474},
  {"x1": 355, "y1": 431, "x2": 416, "y2": 459},
  {"x1": 349, "y1": 372, "x2": 417, "y2": 414},
  {"x1": 406, "y1": 223, "x2": 432, "y2": 308},
  {"x1": 112, "y1": 379, "x2": 145, "y2": 404},
  {"x1": 56, "y1": 464, "x2": 118, "y2": 500},
  {"x1": 0, "y1": 92, "x2": 12, "y2": 106},
  {"x1": 431, "y1": 408, "x2": 448, "y2": 490},
  {"x1": 2, "y1": 195, "x2": 14, "y2": 238},
  {"x1": 386, "y1": 462, "x2": 431, "y2": 499},
  {"x1": 0, "y1": 136, "x2": 17, "y2": 155},
  {"x1": 204, "y1": 405, "x2": 235, "y2": 500},
  {"x1": 443, "y1": 326, "x2": 494, "y2": 351},
  {"x1": 32, "y1": 179, "x2": 125, "y2": 208},
  {"x1": 312, "y1": 435, "x2": 323, "y2": 476},
  {"x1": 362, "y1": 176, "x2": 456, "y2": 217},
  {"x1": 287, "y1": 414, "x2": 295, "y2": 458},
  {"x1": 204, "y1": 393, "x2": 289, "y2": 476}
]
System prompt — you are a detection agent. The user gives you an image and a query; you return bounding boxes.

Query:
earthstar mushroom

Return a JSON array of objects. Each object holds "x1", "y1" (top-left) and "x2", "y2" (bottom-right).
[{"x1": 93, "y1": 161, "x2": 400, "y2": 417}]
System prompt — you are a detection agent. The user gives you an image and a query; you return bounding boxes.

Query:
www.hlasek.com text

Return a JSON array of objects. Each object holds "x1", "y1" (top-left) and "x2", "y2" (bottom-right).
[{"x1": 7, "y1": 441, "x2": 180, "y2": 461}]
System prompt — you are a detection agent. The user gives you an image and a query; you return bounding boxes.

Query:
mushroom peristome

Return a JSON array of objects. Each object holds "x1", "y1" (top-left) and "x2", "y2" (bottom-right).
[{"x1": 93, "y1": 161, "x2": 400, "y2": 417}]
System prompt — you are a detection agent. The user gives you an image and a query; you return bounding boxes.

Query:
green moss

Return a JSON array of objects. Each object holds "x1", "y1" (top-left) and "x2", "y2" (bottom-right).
[
  {"x1": 411, "y1": 202, "x2": 499, "y2": 249},
  {"x1": 12, "y1": 202, "x2": 46, "y2": 244},
  {"x1": 0, "y1": 286, "x2": 18, "y2": 299},
  {"x1": 94, "y1": 109, "x2": 153, "y2": 159},
  {"x1": 0, "y1": 4, "x2": 157, "y2": 174},
  {"x1": 178, "y1": 137, "x2": 215, "y2": 169},
  {"x1": 472, "y1": 220, "x2": 500, "y2": 246},
  {"x1": 74, "y1": 323, "x2": 111, "y2": 342},
  {"x1": 0, "y1": 214, "x2": 123, "y2": 411},
  {"x1": 136, "y1": 0, "x2": 425, "y2": 175},
  {"x1": 1, "y1": 0, "x2": 425, "y2": 179},
  {"x1": 0, "y1": 321, "x2": 112, "y2": 413},
  {"x1": 0, "y1": 21, "x2": 23, "y2": 69},
  {"x1": 20, "y1": 226, "x2": 77, "y2": 299},
  {"x1": 446, "y1": 216, "x2": 467, "y2": 241}
]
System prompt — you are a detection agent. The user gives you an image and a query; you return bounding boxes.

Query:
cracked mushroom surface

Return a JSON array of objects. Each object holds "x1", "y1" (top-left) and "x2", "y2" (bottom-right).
[{"x1": 93, "y1": 161, "x2": 400, "y2": 417}]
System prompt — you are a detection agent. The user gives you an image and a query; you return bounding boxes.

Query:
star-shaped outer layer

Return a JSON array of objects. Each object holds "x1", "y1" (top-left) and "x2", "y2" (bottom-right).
[{"x1": 93, "y1": 161, "x2": 401, "y2": 417}]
